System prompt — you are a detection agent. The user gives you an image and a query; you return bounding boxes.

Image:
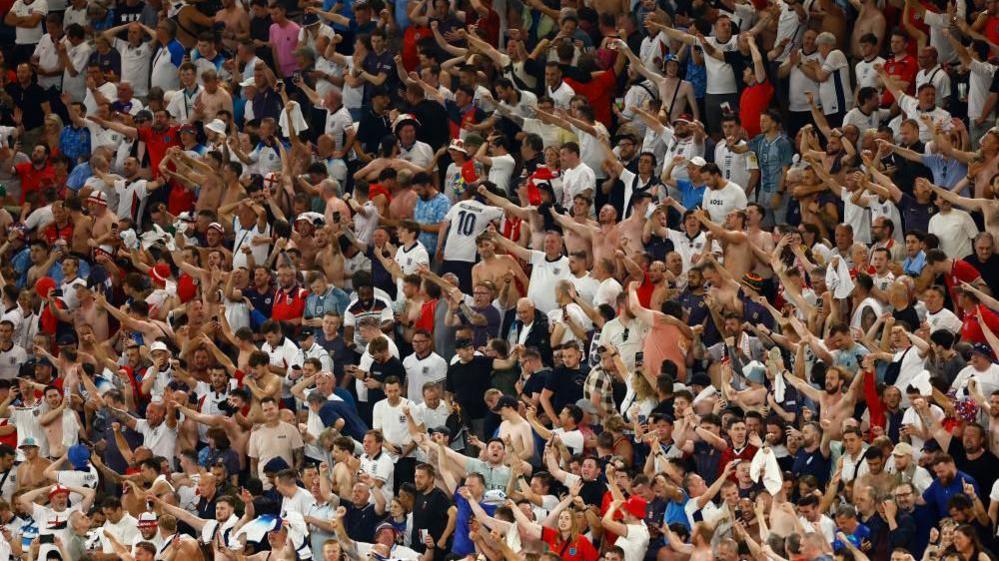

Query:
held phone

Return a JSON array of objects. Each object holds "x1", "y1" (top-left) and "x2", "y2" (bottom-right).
[
  {"x1": 39, "y1": 535, "x2": 54, "y2": 544},
  {"x1": 635, "y1": 351, "x2": 644, "y2": 367}
]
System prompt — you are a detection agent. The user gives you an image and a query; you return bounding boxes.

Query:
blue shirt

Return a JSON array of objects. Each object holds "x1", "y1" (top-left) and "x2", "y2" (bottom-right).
[
  {"x1": 748, "y1": 133, "x2": 793, "y2": 194},
  {"x1": 453, "y1": 493, "x2": 496, "y2": 556},
  {"x1": 66, "y1": 162, "x2": 92, "y2": 192},
  {"x1": 414, "y1": 193, "x2": 451, "y2": 254},
  {"x1": 305, "y1": 286, "x2": 350, "y2": 319},
  {"x1": 676, "y1": 179, "x2": 706, "y2": 211},
  {"x1": 59, "y1": 126, "x2": 91, "y2": 165},
  {"x1": 923, "y1": 469, "x2": 980, "y2": 519},
  {"x1": 922, "y1": 153, "x2": 968, "y2": 190},
  {"x1": 904, "y1": 250, "x2": 927, "y2": 277},
  {"x1": 832, "y1": 523, "x2": 870, "y2": 551}
]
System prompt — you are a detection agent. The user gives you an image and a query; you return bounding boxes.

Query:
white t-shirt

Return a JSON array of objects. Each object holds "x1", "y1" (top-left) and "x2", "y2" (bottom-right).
[
  {"x1": 925, "y1": 307, "x2": 962, "y2": 334},
  {"x1": 916, "y1": 66, "x2": 952, "y2": 107},
  {"x1": 715, "y1": 141, "x2": 759, "y2": 192},
  {"x1": 702, "y1": 181, "x2": 747, "y2": 223},
  {"x1": 818, "y1": 50, "x2": 852, "y2": 115},
  {"x1": 552, "y1": 428, "x2": 585, "y2": 455},
  {"x1": 616, "y1": 523, "x2": 651, "y2": 561},
  {"x1": 527, "y1": 251, "x2": 571, "y2": 314},
  {"x1": 569, "y1": 274, "x2": 601, "y2": 308},
  {"x1": 372, "y1": 398, "x2": 414, "y2": 456},
  {"x1": 64, "y1": 42, "x2": 95, "y2": 103},
  {"x1": 11, "y1": 0, "x2": 46, "y2": 45},
  {"x1": 928, "y1": 209, "x2": 977, "y2": 259},
  {"x1": 359, "y1": 452, "x2": 394, "y2": 502},
  {"x1": 11, "y1": 402, "x2": 46, "y2": 460},
  {"x1": 702, "y1": 35, "x2": 739, "y2": 94},
  {"x1": 841, "y1": 187, "x2": 874, "y2": 244},
  {"x1": 789, "y1": 51, "x2": 823, "y2": 112},
  {"x1": 843, "y1": 107, "x2": 891, "y2": 133},
  {"x1": 113, "y1": 178, "x2": 149, "y2": 222},
  {"x1": 969, "y1": 59, "x2": 998, "y2": 121},
  {"x1": 547, "y1": 303, "x2": 592, "y2": 347},
  {"x1": 0, "y1": 344, "x2": 27, "y2": 380},
  {"x1": 855, "y1": 56, "x2": 886, "y2": 90},
  {"x1": 114, "y1": 38, "x2": 154, "y2": 98},
  {"x1": 101, "y1": 513, "x2": 139, "y2": 553},
  {"x1": 32, "y1": 34, "x2": 62, "y2": 90},
  {"x1": 442, "y1": 200, "x2": 504, "y2": 262},
  {"x1": 281, "y1": 486, "x2": 317, "y2": 517},
  {"x1": 898, "y1": 94, "x2": 952, "y2": 142},
  {"x1": 666, "y1": 229, "x2": 708, "y2": 272},
  {"x1": 134, "y1": 419, "x2": 178, "y2": 460},
  {"x1": 901, "y1": 404, "x2": 944, "y2": 453},
  {"x1": 402, "y1": 352, "x2": 447, "y2": 404},
  {"x1": 561, "y1": 163, "x2": 597, "y2": 208},
  {"x1": 891, "y1": 346, "x2": 927, "y2": 407},
  {"x1": 32, "y1": 503, "x2": 80, "y2": 560},
  {"x1": 487, "y1": 153, "x2": 517, "y2": 194}
]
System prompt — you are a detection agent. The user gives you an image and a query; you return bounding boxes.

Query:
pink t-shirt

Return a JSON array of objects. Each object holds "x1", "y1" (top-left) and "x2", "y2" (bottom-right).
[{"x1": 269, "y1": 21, "x2": 301, "y2": 77}]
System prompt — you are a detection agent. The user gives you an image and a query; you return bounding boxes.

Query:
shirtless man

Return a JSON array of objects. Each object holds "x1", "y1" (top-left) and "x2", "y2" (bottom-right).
[
  {"x1": 850, "y1": 0, "x2": 887, "y2": 59},
  {"x1": 785, "y1": 332, "x2": 864, "y2": 439},
  {"x1": 493, "y1": 396, "x2": 535, "y2": 461},
  {"x1": 215, "y1": 0, "x2": 250, "y2": 53},
  {"x1": 240, "y1": 350, "x2": 283, "y2": 421},
  {"x1": 744, "y1": 203, "x2": 775, "y2": 283},
  {"x1": 471, "y1": 236, "x2": 528, "y2": 304},
  {"x1": 67, "y1": 197, "x2": 95, "y2": 256},
  {"x1": 15, "y1": 439, "x2": 50, "y2": 490},
  {"x1": 387, "y1": 174, "x2": 418, "y2": 222},
  {"x1": 161, "y1": 148, "x2": 225, "y2": 214},
  {"x1": 95, "y1": 294, "x2": 174, "y2": 345},
  {"x1": 695, "y1": 209, "x2": 752, "y2": 281},
  {"x1": 556, "y1": 196, "x2": 600, "y2": 261},
  {"x1": 86, "y1": 190, "x2": 117, "y2": 255},
  {"x1": 618, "y1": 195, "x2": 651, "y2": 256},
  {"x1": 552, "y1": 204, "x2": 622, "y2": 266},
  {"x1": 39, "y1": 386, "x2": 81, "y2": 459}
]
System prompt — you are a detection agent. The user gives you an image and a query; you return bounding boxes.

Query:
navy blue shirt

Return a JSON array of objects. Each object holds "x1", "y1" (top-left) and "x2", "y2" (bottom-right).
[{"x1": 792, "y1": 446, "x2": 832, "y2": 487}]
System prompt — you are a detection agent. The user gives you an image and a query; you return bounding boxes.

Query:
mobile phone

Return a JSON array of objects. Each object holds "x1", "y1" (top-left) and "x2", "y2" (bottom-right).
[
  {"x1": 39, "y1": 534, "x2": 54, "y2": 544},
  {"x1": 332, "y1": 211, "x2": 341, "y2": 222},
  {"x1": 635, "y1": 351, "x2": 644, "y2": 367}
]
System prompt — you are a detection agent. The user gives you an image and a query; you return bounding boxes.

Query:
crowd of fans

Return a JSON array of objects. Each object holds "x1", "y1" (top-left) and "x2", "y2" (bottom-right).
[{"x1": 1, "y1": 0, "x2": 999, "y2": 561}]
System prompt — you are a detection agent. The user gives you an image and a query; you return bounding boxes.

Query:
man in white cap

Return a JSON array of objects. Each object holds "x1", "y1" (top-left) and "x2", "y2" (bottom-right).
[{"x1": 886, "y1": 442, "x2": 933, "y2": 494}]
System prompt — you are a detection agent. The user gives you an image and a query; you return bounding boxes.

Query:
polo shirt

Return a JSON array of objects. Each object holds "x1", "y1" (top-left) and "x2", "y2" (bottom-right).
[
  {"x1": 137, "y1": 125, "x2": 181, "y2": 178},
  {"x1": 272, "y1": 285, "x2": 308, "y2": 321}
]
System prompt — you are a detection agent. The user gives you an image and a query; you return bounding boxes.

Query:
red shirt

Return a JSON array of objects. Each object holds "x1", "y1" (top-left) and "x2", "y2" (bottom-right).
[
  {"x1": 272, "y1": 285, "x2": 308, "y2": 321},
  {"x1": 881, "y1": 54, "x2": 918, "y2": 106},
  {"x1": 540, "y1": 527, "x2": 599, "y2": 561},
  {"x1": 466, "y1": 7, "x2": 500, "y2": 47},
  {"x1": 416, "y1": 299, "x2": 437, "y2": 331},
  {"x1": 961, "y1": 304, "x2": 999, "y2": 345},
  {"x1": 739, "y1": 80, "x2": 775, "y2": 138},
  {"x1": 167, "y1": 183, "x2": 196, "y2": 215},
  {"x1": 402, "y1": 26, "x2": 433, "y2": 71},
  {"x1": 565, "y1": 71, "x2": 617, "y2": 129},
  {"x1": 719, "y1": 443, "x2": 758, "y2": 481},
  {"x1": 138, "y1": 125, "x2": 181, "y2": 178},
  {"x1": 986, "y1": 15, "x2": 999, "y2": 47},
  {"x1": 42, "y1": 221, "x2": 73, "y2": 245},
  {"x1": 944, "y1": 259, "x2": 983, "y2": 315},
  {"x1": 15, "y1": 162, "x2": 57, "y2": 204}
]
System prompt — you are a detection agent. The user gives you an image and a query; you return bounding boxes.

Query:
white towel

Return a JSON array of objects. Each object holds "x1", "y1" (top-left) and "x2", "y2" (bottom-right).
[
  {"x1": 910, "y1": 369, "x2": 933, "y2": 396},
  {"x1": 826, "y1": 257, "x2": 856, "y2": 299},
  {"x1": 749, "y1": 446, "x2": 783, "y2": 495},
  {"x1": 774, "y1": 369, "x2": 787, "y2": 402},
  {"x1": 692, "y1": 385, "x2": 718, "y2": 407},
  {"x1": 279, "y1": 101, "x2": 310, "y2": 138}
]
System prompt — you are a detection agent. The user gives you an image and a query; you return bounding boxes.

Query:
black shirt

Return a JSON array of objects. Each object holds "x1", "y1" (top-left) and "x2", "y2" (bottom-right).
[
  {"x1": 446, "y1": 356, "x2": 494, "y2": 420},
  {"x1": 367, "y1": 356, "x2": 406, "y2": 404},
  {"x1": 965, "y1": 254, "x2": 999, "y2": 296},
  {"x1": 344, "y1": 501, "x2": 381, "y2": 543},
  {"x1": 543, "y1": 366, "x2": 586, "y2": 413},
  {"x1": 947, "y1": 439, "x2": 999, "y2": 501},
  {"x1": 4, "y1": 82, "x2": 47, "y2": 129},
  {"x1": 409, "y1": 98, "x2": 449, "y2": 151},
  {"x1": 412, "y1": 488, "x2": 453, "y2": 550},
  {"x1": 897, "y1": 192, "x2": 935, "y2": 234},
  {"x1": 356, "y1": 109, "x2": 391, "y2": 157}
]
